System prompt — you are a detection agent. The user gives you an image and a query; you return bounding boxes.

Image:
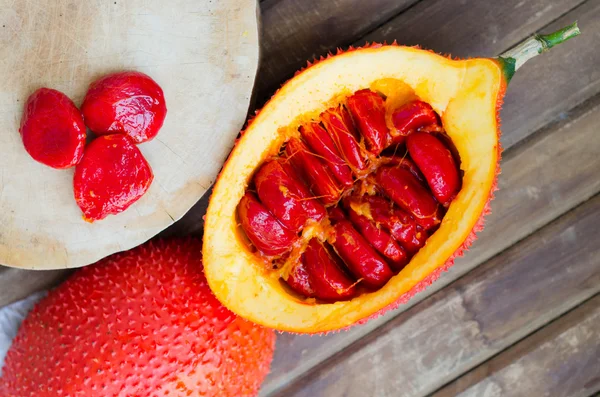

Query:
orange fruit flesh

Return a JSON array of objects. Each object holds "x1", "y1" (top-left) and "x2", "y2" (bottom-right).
[{"x1": 204, "y1": 45, "x2": 502, "y2": 333}]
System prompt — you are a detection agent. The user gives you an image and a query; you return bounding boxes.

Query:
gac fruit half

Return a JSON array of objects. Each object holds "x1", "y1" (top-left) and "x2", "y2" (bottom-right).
[
  {"x1": 203, "y1": 24, "x2": 580, "y2": 333},
  {"x1": 0, "y1": 238, "x2": 275, "y2": 397}
]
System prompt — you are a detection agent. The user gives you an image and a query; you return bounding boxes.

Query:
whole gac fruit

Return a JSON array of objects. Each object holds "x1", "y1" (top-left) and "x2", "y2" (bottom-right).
[
  {"x1": 19, "y1": 88, "x2": 86, "y2": 169},
  {"x1": 81, "y1": 71, "x2": 167, "y2": 143},
  {"x1": 73, "y1": 134, "x2": 154, "y2": 222},
  {"x1": 0, "y1": 238, "x2": 275, "y2": 397}
]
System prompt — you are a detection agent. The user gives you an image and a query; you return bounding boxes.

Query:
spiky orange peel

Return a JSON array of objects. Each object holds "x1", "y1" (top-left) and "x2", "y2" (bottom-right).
[
  {"x1": 203, "y1": 23, "x2": 580, "y2": 333},
  {"x1": 0, "y1": 238, "x2": 275, "y2": 396}
]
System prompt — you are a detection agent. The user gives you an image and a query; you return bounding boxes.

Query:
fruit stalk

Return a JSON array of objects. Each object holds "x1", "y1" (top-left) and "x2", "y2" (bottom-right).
[{"x1": 499, "y1": 22, "x2": 581, "y2": 82}]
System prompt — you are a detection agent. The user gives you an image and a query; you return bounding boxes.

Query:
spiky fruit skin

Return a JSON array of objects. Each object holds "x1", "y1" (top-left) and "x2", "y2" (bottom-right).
[
  {"x1": 203, "y1": 42, "x2": 504, "y2": 333},
  {"x1": 0, "y1": 238, "x2": 275, "y2": 397}
]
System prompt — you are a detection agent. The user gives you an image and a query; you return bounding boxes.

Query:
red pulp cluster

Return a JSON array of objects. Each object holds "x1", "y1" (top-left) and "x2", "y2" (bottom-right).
[
  {"x1": 238, "y1": 89, "x2": 462, "y2": 302},
  {"x1": 19, "y1": 71, "x2": 167, "y2": 221}
]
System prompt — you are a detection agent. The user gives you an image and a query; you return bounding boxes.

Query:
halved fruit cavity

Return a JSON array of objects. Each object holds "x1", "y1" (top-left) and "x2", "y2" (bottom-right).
[{"x1": 237, "y1": 81, "x2": 462, "y2": 303}]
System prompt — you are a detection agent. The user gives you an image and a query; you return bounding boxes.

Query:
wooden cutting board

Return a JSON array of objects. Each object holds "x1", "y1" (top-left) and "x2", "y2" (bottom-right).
[{"x1": 0, "y1": 0, "x2": 259, "y2": 270}]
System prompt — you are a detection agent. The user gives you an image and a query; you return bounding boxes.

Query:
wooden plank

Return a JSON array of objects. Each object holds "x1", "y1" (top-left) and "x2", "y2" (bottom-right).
[
  {"x1": 257, "y1": 0, "x2": 586, "y2": 101},
  {"x1": 360, "y1": 0, "x2": 598, "y2": 149},
  {"x1": 433, "y1": 294, "x2": 600, "y2": 397},
  {"x1": 259, "y1": 92, "x2": 600, "y2": 396},
  {"x1": 0, "y1": 268, "x2": 70, "y2": 308},
  {"x1": 256, "y1": 0, "x2": 418, "y2": 96},
  {"x1": 273, "y1": 191, "x2": 600, "y2": 397},
  {"x1": 360, "y1": 0, "x2": 586, "y2": 57}
]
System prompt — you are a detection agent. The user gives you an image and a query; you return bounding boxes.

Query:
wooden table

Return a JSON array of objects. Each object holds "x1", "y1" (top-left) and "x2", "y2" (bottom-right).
[{"x1": 2, "y1": 1, "x2": 600, "y2": 395}]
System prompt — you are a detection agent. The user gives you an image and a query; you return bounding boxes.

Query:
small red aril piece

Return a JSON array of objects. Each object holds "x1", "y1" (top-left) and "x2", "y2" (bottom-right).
[
  {"x1": 81, "y1": 71, "x2": 167, "y2": 143},
  {"x1": 346, "y1": 204, "x2": 408, "y2": 271},
  {"x1": 286, "y1": 261, "x2": 316, "y2": 298},
  {"x1": 390, "y1": 100, "x2": 441, "y2": 144},
  {"x1": 237, "y1": 192, "x2": 298, "y2": 258},
  {"x1": 73, "y1": 134, "x2": 154, "y2": 222},
  {"x1": 299, "y1": 123, "x2": 354, "y2": 188},
  {"x1": 407, "y1": 131, "x2": 461, "y2": 204},
  {"x1": 303, "y1": 239, "x2": 357, "y2": 301},
  {"x1": 347, "y1": 89, "x2": 391, "y2": 155},
  {"x1": 254, "y1": 158, "x2": 326, "y2": 233},
  {"x1": 329, "y1": 217, "x2": 394, "y2": 289},
  {"x1": 285, "y1": 138, "x2": 342, "y2": 205},
  {"x1": 376, "y1": 166, "x2": 442, "y2": 231},
  {"x1": 346, "y1": 195, "x2": 427, "y2": 254},
  {"x1": 381, "y1": 156, "x2": 426, "y2": 184},
  {"x1": 19, "y1": 88, "x2": 86, "y2": 169},
  {"x1": 321, "y1": 105, "x2": 368, "y2": 174}
]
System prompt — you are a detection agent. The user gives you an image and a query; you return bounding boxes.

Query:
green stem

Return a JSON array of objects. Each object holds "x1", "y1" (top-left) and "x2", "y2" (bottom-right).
[{"x1": 498, "y1": 22, "x2": 581, "y2": 83}]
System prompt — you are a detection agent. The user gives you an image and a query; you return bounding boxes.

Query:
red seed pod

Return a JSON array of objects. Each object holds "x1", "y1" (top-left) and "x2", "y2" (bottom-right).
[
  {"x1": 286, "y1": 261, "x2": 316, "y2": 298},
  {"x1": 81, "y1": 71, "x2": 167, "y2": 143},
  {"x1": 254, "y1": 159, "x2": 326, "y2": 233},
  {"x1": 436, "y1": 132, "x2": 462, "y2": 170},
  {"x1": 321, "y1": 105, "x2": 369, "y2": 174},
  {"x1": 285, "y1": 138, "x2": 341, "y2": 205},
  {"x1": 73, "y1": 135, "x2": 153, "y2": 222},
  {"x1": 328, "y1": 206, "x2": 347, "y2": 223},
  {"x1": 330, "y1": 219, "x2": 394, "y2": 289},
  {"x1": 347, "y1": 89, "x2": 391, "y2": 155},
  {"x1": 299, "y1": 123, "x2": 354, "y2": 188},
  {"x1": 406, "y1": 132, "x2": 461, "y2": 205},
  {"x1": 390, "y1": 100, "x2": 441, "y2": 145},
  {"x1": 346, "y1": 195, "x2": 427, "y2": 254},
  {"x1": 19, "y1": 88, "x2": 86, "y2": 169},
  {"x1": 237, "y1": 192, "x2": 297, "y2": 257},
  {"x1": 380, "y1": 156, "x2": 426, "y2": 184},
  {"x1": 346, "y1": 204, "x2": 408, "y2": 271},
  {"x1": 303, "y1": 239, "x2": 357, "y2": 301},
  {"x1": 376, "y1": 166, "x2": 442, "y2": 231}
]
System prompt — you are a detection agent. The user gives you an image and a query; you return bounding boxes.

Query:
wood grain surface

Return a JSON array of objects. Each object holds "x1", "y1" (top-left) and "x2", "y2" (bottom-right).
[
  {"x1": 257, "y1": 0, "x2": 586, "y2": 104},
  {"x1": 434, "y1": 294, "x2": 600, "y2": 397},
  {"x1": 0, "y1": 267, "x2": 71, "y2": 308},
  {"x1": 0, "y1": 0, "x2": 259, "y2": 270},
  {"x1": 257, "y1": 0, "x2": 417, "y2": 96}
]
